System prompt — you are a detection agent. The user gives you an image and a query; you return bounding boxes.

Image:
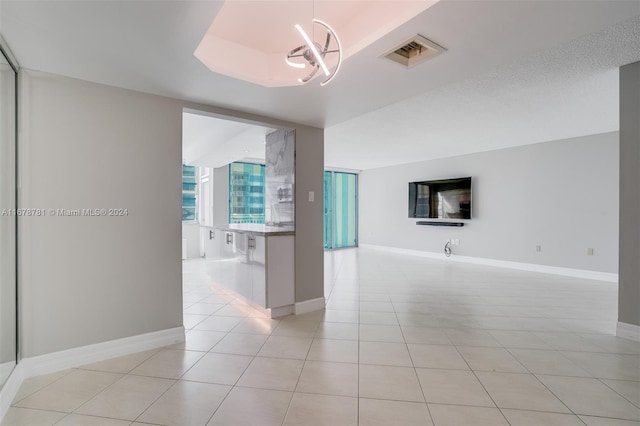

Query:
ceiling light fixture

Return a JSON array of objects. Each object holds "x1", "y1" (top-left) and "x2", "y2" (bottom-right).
[{"x1": 286, "y1": 18, "x2": 342, "y2": 86}]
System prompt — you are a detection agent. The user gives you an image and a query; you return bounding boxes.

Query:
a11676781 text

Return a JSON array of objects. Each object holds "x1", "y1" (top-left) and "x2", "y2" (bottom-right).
[{"x1": 0, "y1": 208, "x2": 129, "y2": 217}]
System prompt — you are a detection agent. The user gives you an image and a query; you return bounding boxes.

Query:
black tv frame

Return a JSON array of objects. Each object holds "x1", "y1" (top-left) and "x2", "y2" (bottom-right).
[{"x1": 408, "y1": 177, "x2": 472, "y2": 222}]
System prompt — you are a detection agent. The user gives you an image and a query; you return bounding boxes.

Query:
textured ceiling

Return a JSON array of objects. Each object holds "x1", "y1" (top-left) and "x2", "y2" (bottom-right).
[
  {"x1": 3, "y1": 0, "x2": 638, "y2": 128},
  {"x1": 326, "y1": 16, "x2": 640, "y2": 170},
  {"x1": 2, "y1": 1, "x2": 639, "y2": 169}
]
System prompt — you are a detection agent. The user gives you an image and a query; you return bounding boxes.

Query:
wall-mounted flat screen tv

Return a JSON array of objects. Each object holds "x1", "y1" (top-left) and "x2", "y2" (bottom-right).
[{"x1": 408, "y1": 177, "x2": 472, "y2": 219}]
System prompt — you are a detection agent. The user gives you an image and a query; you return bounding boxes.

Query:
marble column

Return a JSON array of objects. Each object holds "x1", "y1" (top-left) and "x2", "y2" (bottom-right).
[{"x1": 265, "y1": 129, "x2": 295, "y2": 227}]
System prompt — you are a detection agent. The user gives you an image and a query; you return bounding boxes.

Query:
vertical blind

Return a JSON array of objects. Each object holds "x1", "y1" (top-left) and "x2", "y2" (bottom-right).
[
  {"x1": 229, "y1": 162, "x2": 266, "y2": 224},
  {"x1": 182, "y1": 165, "x2": 197, "y2": 221}
]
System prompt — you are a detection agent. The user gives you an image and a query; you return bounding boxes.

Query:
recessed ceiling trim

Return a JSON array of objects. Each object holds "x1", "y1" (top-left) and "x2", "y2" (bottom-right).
[{"x1": 194, "y1": 1, "x2": 441, "y2": 87}]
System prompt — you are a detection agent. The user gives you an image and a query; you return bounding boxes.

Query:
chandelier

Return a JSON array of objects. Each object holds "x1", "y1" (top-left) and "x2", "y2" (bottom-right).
[{"x1": 285, "y1": 19, "x2": 342, "y2": 86}]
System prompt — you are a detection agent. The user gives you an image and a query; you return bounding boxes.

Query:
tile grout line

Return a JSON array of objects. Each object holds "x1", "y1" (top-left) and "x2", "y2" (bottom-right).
[
  {"x1": 597, "y1": 377, "x2": 640, "y2": 410},
  {"x1": 451, "y1": 343, "x2": 512, "y2": 426},
  {"x1": 201, "y1": 313, "x2": 277, "y2": 425},
  {"x1": 63, "y1": 372, "x2": 132, "y2": 421},
  {"x1": 127, "y1": 355, "x2": 201, "y2": 425},
  {"x1": 9, "y1": 369, "x2": 75, "y2": 407},
  {"x1": 528, "y1": 372, "x2": 579, "y2": 417},
  {"x1": 280, "y1": 322, "x2": 320, "y2": 426},
  {"x1": 15, "y1": 256, "x2": 633, "y2": 425},
  {"x1": 392, "y1": 296, "x2": 436, "y2": 426},
  {"x1": 131, "y1": 305, "x2": 242, "y2": 425}
]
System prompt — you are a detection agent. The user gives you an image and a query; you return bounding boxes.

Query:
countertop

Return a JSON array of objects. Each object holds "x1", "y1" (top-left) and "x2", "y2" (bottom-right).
[{"x1": 212, "y1": 223, "x2": 295, "y2": 236}]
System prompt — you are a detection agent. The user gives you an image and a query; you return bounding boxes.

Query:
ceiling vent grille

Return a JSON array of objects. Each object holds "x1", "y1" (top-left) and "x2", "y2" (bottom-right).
[{"x1": 382, "y1": 35, "x2": 446, "y2": 68}]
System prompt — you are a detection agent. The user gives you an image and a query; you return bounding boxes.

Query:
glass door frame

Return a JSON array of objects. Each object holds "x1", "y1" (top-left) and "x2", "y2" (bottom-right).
[
  {"x1": 324, "y1": 170, "x2": 358, "y2": 250},
  {"x1": 0, "y1": 36, "x2": 20, "y2": 375},
  {"x1": 324, "y1": 171, "x2": 333, "y2": 249}
]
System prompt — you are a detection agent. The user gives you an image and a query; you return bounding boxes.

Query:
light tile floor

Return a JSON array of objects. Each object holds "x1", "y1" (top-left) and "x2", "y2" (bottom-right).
[{"x1": 4, "y1": 248, "x2": 640, "y2": 426}]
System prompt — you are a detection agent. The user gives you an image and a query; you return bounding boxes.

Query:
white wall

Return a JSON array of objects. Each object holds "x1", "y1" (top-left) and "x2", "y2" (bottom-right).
[
  {"x1": 293, "y1": 127, "x2": 325, "y2": 303},
  {"x1": 359, "y1": 132, "x2": 619, "y2": 273},
  {"x1": 182, "y1": 222, "x2": 200, "y2": 259},
  {"x1": 20, "y1": 70, "x2": 184, "y2": 357},
  {"x1": 18, "y1": 70, "x2": 327, "y2": 358},
  {"x1": 619, "y1": 62, "x2": 640, "y2": 327},
  {"x1": 213, "y1": 165, "x2": 229, "y2": 226}
]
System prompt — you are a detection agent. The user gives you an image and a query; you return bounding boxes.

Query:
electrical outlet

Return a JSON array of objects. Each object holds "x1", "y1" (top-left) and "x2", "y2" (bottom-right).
[
  {"x1": 308, "y1": 191, "x2": 315, "y2": 202},
  {"x1": 455, "y1": 239, "x2": 460, "y2": 246},
  {"x1": 587, "y1": 248, "x2": 594, "y2": 256},
  {"x1": 535, "y1": 245, "x2": 541, "y2": 252}
]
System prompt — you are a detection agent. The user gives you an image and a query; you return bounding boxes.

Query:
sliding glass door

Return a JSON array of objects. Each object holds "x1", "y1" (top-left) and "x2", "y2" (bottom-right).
[
  {"x1": 324, "y1": 172, "x2": 333, "y2": 249},
  {"x1": 324, "y1": 171, "x2": 357, "y2": 249},
  {"x1": 0, "y1": 43, "x2": 18, "y2": 389}
]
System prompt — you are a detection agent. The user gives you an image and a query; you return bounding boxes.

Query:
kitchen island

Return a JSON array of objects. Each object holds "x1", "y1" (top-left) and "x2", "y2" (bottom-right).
[{"x1": 204, "y1": 224, "x2": 295, "y2": 318}]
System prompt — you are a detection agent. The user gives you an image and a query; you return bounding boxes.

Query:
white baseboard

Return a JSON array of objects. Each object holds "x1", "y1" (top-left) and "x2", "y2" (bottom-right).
[
  {"x1": 617, "y1": 322, "x2": 640, "y2": 342},
  {"x1": 20, "y1": 326, "x2": 185, "y2": 379},
  {"x1": 0, "y1": 362, "x2": 24, "y2": 421},
  {"x1": 222, "y1": 289, "x2": 293, "y2": 319},
  {"x1": 0, "y1": 362, "x2": 16, "y2": 387},
  {"x1": 0, "y1": 326, "x2": 184, "y2": 423},
  {"x1": 270, "y1": 305, "x2": 294, "y2": 318},
  {"x1": 295, "y1": 297, "x2": 326, "y2": 315},
  {"x1": 359, "y1": 244, "x2": 618, "y2": 283}
]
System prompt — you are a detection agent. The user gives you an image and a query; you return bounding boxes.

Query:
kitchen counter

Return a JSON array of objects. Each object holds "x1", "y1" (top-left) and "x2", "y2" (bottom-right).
[
  {"x1": 203, "y1": 225, "x2": 295, "y2": 317},
  {"x1": 213, "y1": 223, "x2": 295, "y2": 236}
]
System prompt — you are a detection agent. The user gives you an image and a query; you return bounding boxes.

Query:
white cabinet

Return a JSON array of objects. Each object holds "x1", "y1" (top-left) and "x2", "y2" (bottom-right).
[
  {"x1": 202, "y1": 228, "x2": 227, "y2": 261},
  {"x1": 250, "y1": 235, "x2": 266, "y2": 307},
  {"x1": 204, "y1": 228, "x2": 294, "y2": 316},
  {"x1": 263, "y1": 235, "x2": 294, "y2": 308}
]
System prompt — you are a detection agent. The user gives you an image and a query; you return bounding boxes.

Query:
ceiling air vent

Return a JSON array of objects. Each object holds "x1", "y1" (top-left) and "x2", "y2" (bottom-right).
[{"x1": 382, "y1": 35, "x2": 446, "y2": 68}]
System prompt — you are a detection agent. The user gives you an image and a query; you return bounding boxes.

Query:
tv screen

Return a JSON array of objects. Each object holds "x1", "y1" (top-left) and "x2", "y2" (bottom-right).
[{"x1": 409, "y1": 177, "x2": 472, "y2": 219}]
